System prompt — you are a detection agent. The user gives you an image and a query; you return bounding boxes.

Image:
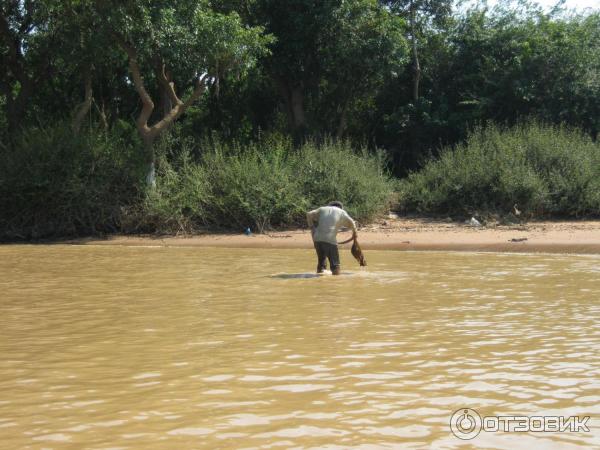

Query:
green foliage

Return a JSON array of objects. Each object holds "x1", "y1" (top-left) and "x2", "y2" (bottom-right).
[
  {"x1": 97, "y1": 0, "x2": 272, "y2": 84},
  {"x1": 0, "y1": 125, "x2": 144, "y2": 238},
  {"x1": 2, "y1": 1, "x2": 600, "y2": 238},
  {"x1": 398, "y1": 122, "x2": 600, "y2": 217},
  {"x1": 251, "y1": 0, "x2": 408, "y2": 136},
  {"x1": 0, "y1": 122, "x2": 394, "y2": 239},
  {"x1": 191, "y1": 9, "x2": 273, "y2": 77},
  {"x1": 290, "y1": 140, "x2": 395, "y2": 222},
  {"x1": 201, "y1": 140, "x2": 305, "y2": 232},
  {"x1": 136, "y1": 145, "x2": 212, "y2": 233},
  {"x1": 140, "y1": 134, "x2": 395, "y2": 234},
  {"x1": 449, "y1": 7, "x2": 600, "y2": 133},
  {"x1": 374, "y1": 7, "x2": 600, "y2": 173},
  {"x1": 317, "y1": 0, "x2": 408, "y2": 134}
]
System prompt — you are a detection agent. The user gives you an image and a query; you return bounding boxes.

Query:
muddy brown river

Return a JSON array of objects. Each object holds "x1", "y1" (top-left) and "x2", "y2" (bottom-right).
[{"x1": 0, "y1": 245, "x2": 599, "y2": 449}]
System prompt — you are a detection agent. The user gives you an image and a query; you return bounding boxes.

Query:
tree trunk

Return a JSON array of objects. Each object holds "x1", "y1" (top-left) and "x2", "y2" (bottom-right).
[
  {"x1": 274, "y1": 75, "x2": 306, "y2": 138},
  {"x1": 156, "y1": 64, "x2": 174, "y2": 117},
  {"x1": 336, "y1": 101, "x2": 349, "y2": 138},
  {"x1": 290, "y1": 87, "x2": 306, "y2": 130},
  {"x1": 410, "y1": 2, "x2": 421, "y2": 103},
  {"x1": 93, "y1": 98, "x2": 109, "y2": 131},
  {"x1": 160, "y1": 86, "x2": 173, "y2": 117},
  {"x1": 72, "y1": 69, "x2": 93, "y2": 135},
  {"x1": 141, "y1": 135, "x2": 157, "y2": 188},
  {"x1": 115, "y1": 35, "x2": 208, "y2": 187}
]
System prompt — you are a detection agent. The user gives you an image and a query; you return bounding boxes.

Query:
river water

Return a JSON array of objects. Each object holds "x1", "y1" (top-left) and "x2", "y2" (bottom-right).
[{"x1": 0, "y1": 245, "x2": 599, "y2": 449}]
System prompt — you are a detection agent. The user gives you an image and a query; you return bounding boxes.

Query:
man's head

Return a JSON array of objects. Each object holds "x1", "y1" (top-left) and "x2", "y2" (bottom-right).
[{"x1": 328, "y1": 201, "x2": 343, "y2": 209}]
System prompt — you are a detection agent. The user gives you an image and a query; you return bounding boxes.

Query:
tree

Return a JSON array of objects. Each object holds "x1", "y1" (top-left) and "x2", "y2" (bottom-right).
[
  {"x1": 94, "y1": 0, "x2": 271, "y2": 185},
  {"x1": 383, "y1": 0, "x2": 451, "y2": 102},
  {"x1": 0, "y1": 1, "x2": 50, "y2": 131},
  {"x1": 47, "y1": 1, "x2": 113, "y2": 134},
  {"x1": 249, "y1": 0, "x2": 337, "y2": 137},
  {"x1": 320, "y1": 0, "x2": 407, "y2": 137},
  {"x1": 448, "y1": 6, "x2": 600, "y2": 135},
  {"x1": 250, "y1": 0, "x2": 407, "y2": 139},
  {"x1": 0, "y1": 1, "x2": 127, "y2": 135}
]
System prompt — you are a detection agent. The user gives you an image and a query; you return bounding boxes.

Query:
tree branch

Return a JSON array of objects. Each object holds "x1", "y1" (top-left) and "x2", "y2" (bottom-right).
[
  {"x1": 154, "y1": 57, "x2": 182, "y2": 107},
  {"x1": 112, "y1": 31, "x2": 208, "y2": 147},
  {"x1": 147, "y1": 75, "x2": 208, "y2": 140},
  {"x1": 92, "y1": 98, "x2": 109, "y2": 130},
  {"x1": 113, "y1": 32, "x2": 155, "y2": 135},
  {"x1": 183, "y1": 74, "x2": 209, "y2": 108}
]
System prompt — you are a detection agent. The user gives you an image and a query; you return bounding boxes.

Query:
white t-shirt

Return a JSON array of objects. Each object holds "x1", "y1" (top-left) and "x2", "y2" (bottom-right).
[{"x1": 306, "y1": 206, "x2": 356, "y2": 245}]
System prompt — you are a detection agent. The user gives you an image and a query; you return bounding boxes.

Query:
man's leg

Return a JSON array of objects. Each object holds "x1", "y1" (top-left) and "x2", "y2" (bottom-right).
[
  {"x1": 327, "y1": 243, "x2": 341, "y2": 275},
  {"x1": 314, "y1": 242, "x2": 327, "y2": 273}
]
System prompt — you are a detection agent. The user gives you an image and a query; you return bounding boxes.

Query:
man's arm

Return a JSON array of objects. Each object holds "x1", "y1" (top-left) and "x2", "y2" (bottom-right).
[{"x1": 341, "y1": 211, "x2": 357, "y2": 236}]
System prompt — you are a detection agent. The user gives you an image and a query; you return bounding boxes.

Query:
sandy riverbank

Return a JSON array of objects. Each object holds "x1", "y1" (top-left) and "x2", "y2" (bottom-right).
[{"x1": 65, "y1": 217, "x2": 600, "y2": 254}]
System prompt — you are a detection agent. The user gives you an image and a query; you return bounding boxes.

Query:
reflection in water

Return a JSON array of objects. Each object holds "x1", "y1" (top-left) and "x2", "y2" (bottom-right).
[{"x1": 0, "y1": 246, "x2": 599, "y2": 449}]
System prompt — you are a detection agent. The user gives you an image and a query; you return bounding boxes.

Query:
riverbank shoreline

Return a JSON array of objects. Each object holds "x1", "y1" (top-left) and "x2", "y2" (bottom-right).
[{"x1": 51, "y1": 217, "x2": 600, "y2": 255}]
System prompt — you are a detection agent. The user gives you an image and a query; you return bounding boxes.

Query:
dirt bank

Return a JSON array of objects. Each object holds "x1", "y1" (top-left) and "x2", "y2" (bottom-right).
[{"x1": 68, "y1": 217, "x2": 600, "y2": 254}]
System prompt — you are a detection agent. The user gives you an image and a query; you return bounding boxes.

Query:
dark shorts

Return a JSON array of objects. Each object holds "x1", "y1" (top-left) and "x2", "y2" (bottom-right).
[{"x1": 314, "y1": 241, "x2": 340, "y2": 271}]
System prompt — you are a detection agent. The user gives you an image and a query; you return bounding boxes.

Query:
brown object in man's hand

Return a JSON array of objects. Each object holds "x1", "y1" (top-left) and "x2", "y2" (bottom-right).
[
  {"x1": 337, "y1": 233, "x2": 366, "y2": 267},
  {"x1": 351, "y1": 238, "x2": 367, "y2": 266}
]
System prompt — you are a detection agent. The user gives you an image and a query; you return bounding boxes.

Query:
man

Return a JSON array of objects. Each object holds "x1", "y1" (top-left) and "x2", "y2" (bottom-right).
[{"x1": 306, "y1": 201, "x2": 357, "y2": 275}]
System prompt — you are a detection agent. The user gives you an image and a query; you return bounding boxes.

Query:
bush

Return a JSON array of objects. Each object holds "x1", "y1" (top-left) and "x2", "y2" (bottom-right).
[
  {"x1": 134, "y1": 137, "x2": 212, "y2": 233},
  {"x1": 291, "y1": 139, "x2": 395, "y2": 223},
  {"x1": 0, "y1": 126, "x2": 395, "y2": 238},
  {"x1": 398, "y1": 121, "x2": 600, "y2": 217},
  {"x1": 0, "y1": 124, "x2": 144, "y2": 238},
  {"x1": 141, "y1": 134, "x2": 395, "y2": 233},
  {"x1": 202, "y1": 139, "x2": 306, "y2": 232}
]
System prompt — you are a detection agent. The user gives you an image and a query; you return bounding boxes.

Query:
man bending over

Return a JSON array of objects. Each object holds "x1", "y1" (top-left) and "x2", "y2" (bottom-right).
[{"x1": 307, "y1": 201, "x2": 357, "y2": 275}]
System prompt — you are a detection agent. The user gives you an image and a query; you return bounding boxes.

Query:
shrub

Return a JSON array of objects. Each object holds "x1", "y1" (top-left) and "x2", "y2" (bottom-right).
[
  {"x1": 291, "y1": 139, "x2": 395, "y2": 223},
  {"x1": 398, "y1": 122, "x2": 600, "y2": 217},
  {"x1": 0, "y1": 124, "x2": 144, "y2": 238},
  {"x1": 141, "y1": 135, "x2": 395, "y2": 233},
  {"x1": 137, "y1": 150, "x2": 212, "y2": 233},
  {"x1": 0, "y1": 126, "x2": 396, "y2": 238},
  {"x1": 201, "y1": 139, "x2": 306, "y2": 233}
]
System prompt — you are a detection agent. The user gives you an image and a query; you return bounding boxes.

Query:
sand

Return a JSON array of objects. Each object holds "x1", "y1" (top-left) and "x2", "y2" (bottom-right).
[{"x1": 70, "y1": 217, "x2": 600, "y2": 254}]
